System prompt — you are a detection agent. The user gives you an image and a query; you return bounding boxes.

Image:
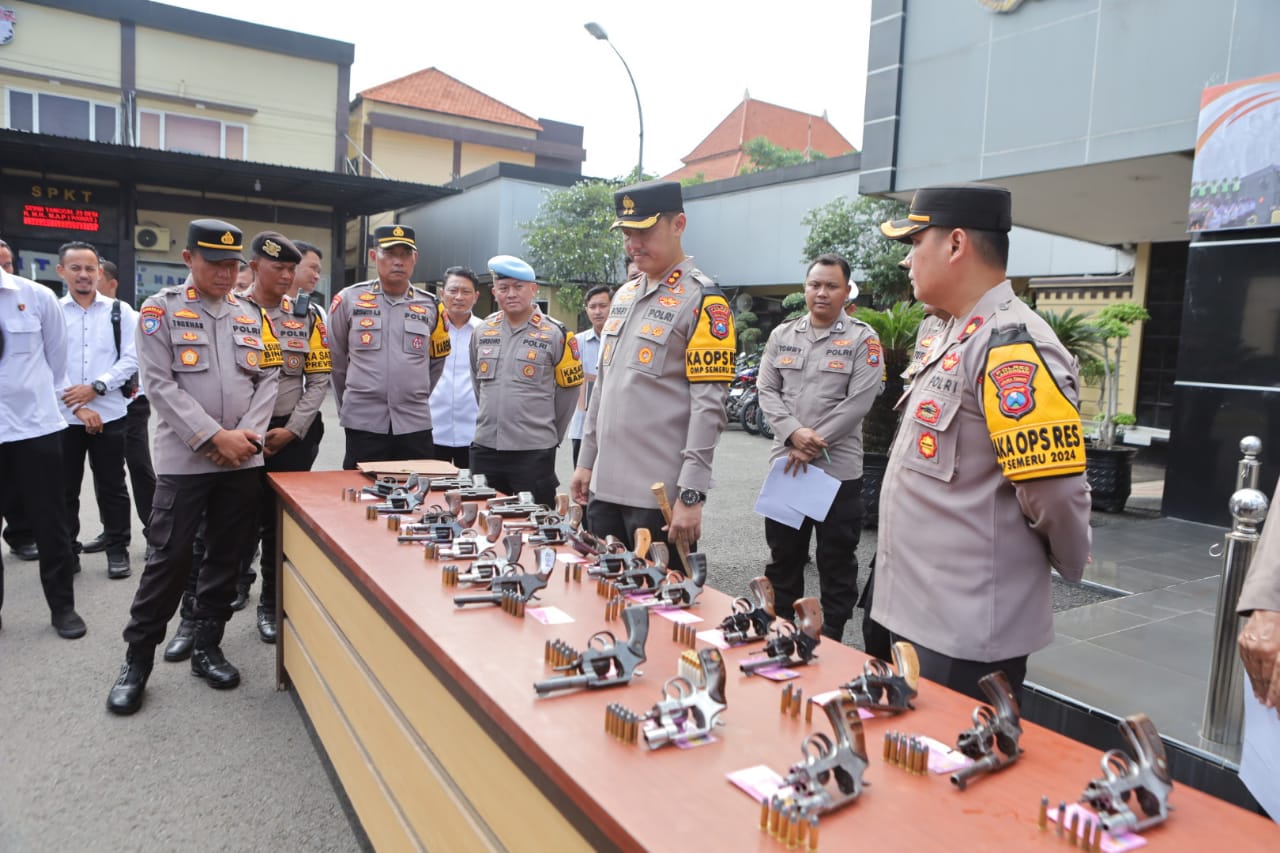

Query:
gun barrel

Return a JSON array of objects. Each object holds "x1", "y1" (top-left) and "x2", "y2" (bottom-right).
[
  {"x1": 534, "y1": 673, "x2": 597, "y2": 696},
  {"x1": 740, "y1": 654, "x2": 789, "y2": 675},
  {"x1": 453, "y1": 593, "x2": 502, "y2": 607},
  {"x1": 949, "y1": 753, "x2": 1003, "y2": 790}
]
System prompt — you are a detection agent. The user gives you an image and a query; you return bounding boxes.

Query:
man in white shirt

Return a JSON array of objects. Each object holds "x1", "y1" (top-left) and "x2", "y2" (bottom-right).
[
  {"x1": 56, "y1": 242, "x2": 137, "y2": 579},
  {"x1": 569, "y1": 285, "x2": 611, "y2": 465},
  {"x1": 0, "y1": 256, "x2": 85, "y2": 637},
  {"x1": 429, "y1": 266, "x2": 483, "y2": 469}
]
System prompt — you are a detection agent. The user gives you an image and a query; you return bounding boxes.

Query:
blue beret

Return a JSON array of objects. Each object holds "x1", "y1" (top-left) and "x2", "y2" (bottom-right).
[{"x1": 488, "y1": 254, "x2": 536, "y2": 282}]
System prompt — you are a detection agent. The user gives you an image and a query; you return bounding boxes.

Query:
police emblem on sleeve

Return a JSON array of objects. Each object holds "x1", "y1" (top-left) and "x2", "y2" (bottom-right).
[
  {"x1": 990, "y1": 360, "x2": 1036, "y2": 419},
  {"x1": 704, "y1": 303, "x2": 731, "y2": 340}
]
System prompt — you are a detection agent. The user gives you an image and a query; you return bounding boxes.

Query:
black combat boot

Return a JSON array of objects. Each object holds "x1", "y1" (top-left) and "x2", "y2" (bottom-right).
[
  {"x1": 256, "y1": 605, "x2": 277, "y2": 644},
  {"x1": 163, "y1": 618, "x2": 196, "y2": 662},
  {"x1": 107, "y1": 645, "x2": 154, "y2": 715},
  {"x1": 190, "y1": 620, "x2": 240, "y2": 689}
]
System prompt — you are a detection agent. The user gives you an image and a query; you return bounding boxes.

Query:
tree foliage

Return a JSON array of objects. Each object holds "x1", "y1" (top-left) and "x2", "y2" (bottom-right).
[
  {"x1": 855, "y1": 301, "x2": 926, "y2": 454},
  {"x1": 802, "y1": 195, "x2": 911, "y2": 306},
  {"x1": 521, "y1": 179, "x2": 626, "y2": 314},
  {"x1": 740, "y1": 137, "x2": 826, "y2": 174}
]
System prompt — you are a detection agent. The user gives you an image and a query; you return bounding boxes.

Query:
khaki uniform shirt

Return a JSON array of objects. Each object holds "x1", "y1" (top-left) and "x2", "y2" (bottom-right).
[
  {"x1": 873, "y1": 281, "x2": 1092, "y2": 661},
  {"x1": 1239, "y1": 474, "x2": 1280, "y2": 614},
  {"x1": 470, "y1": 310, "x2": 583, "y2": 451},
  {"x1": 328, "y1": 280, "x2": 449, "y2": 434},
  {"x1": 757, "y1": 312, "x2": 884, "y2": 481},
  {"x1": 253, "y1": 293, "x2": 331, "y2": 436},
  {"x1": 580, "y1": 257, "x2": 736, "y2": 506},
  {"x1": 135, "y1": 281, "x2": 280, "y2": 476},
  {"x1": 903, "y1": 313, "x2": 949, "y2": 388}
]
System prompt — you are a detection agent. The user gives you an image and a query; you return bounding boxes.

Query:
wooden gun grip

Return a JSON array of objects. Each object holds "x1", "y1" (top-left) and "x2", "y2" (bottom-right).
[
  {"x1": 892, "y1": 641, "x2": 920, "y2": 691},
  {"x1": 633, "y1": 527, "x2": 652, "y2": 560},
  {"x1": 650, "y1": 482, "x2": 673, "y2": 525},
  {"x1": 650, "y1": 481, "x2": 692, "y2": 570}
]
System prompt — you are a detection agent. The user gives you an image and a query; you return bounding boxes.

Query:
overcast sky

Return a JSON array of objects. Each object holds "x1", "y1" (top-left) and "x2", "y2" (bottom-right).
[{"x1": 168, "y1": 0, "x2": 872, "y2": 180}]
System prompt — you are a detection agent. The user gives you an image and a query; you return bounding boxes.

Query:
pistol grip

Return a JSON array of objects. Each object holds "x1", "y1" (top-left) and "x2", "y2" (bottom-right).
[{"x1": 892, "y1": 641, "x2": 920, "y2": 692}]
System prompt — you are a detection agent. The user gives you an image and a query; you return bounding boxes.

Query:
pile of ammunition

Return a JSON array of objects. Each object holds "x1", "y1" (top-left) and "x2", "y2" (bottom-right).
[
  {"x1": 672, "y1": 622, "x2": 697, "y2": 648},
  {"x1": 604, "y1": 596, "x2": 625, "y2": 621},
  {"x1": 564, "y1": 561, "x2": 583, "y2": 583},
  {"x1": 604, "y1": 703, "x2": 641, "y2": 744},
  {"x1": 677, "y1": 649, "x2": 703, "y2": 685},
  {"x1": 779, "y1": 683, "x2": 803, "y2": 719},
  {"x1": 1040, "y1": 797, "x2": 1104, "y2": 851},
  {"x1": 760, "y1": 795, "x2": 819, "y2": 850},
  {"x1": 500, "y1": 589, "x2": 526, "y2": 617},
  {"x1": 882, "y1": 732, "x2": 929, "y2": 774},
  {"x1": 544, "y1": 639, "x2": 578, "y2": 668},
  {"x1": 441, "y1": 565, "x2": 459, "y2": 587}
]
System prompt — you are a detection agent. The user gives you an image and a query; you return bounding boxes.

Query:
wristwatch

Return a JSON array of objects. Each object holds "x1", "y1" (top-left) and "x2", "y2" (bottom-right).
[
  {"x1": 678, "y1": 488, "x2": 706, "y2": 507},
  {"x1": 91, "y1": 380, "x2": 107, "y2": 396}
]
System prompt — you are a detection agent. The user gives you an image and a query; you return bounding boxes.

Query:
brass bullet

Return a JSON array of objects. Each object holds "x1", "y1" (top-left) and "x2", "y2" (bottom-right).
[
  {"x1": 366, "y1": 505, "x2": 377, "y2": 520},
  {"x1": 1057, "y1": 802, "x2": 1066, "y2": 839},
  {"x1": 767, "y1": 797, "x2": 781, "y2": 837},
  {"x1": 805, "y1": 697, "x2": 814, "y2": 723},
  {"x1": 759, "y1": 797, "x2": 770, "y2": 830},
  {"x1": 781, "y1": 683, "x2": 793, "y2": 713},
  {"x1": 605, "y1": 705, "x2": 614, "y2": 737},
  {"x1": 883, "y1": 732, "x2": 894, "y2": 762},
  {"x1": 775, "y1": 805, "x2": 789, "y2": 840},
  {"x1": 574, "y1": 563, "x2": 582, "y2": 582},
  {"x1": 1038, "y1": 795, "x2": 1048, "y2": 830},
  {"x1": 1092, "y1": 820, "x2": 1103, "y2": 853},
  {"x1": 791, "y1": 688, "x2": 803, "y2": 718},
  {"x1": 797, "y1": 813, "x2": 808, "y2": 845},
  {"x1": 787, "y1": 808, "x2": 800, "y2": 848},
  {"x1": 896, "y1": 733, "x2": 908, "y2": 768},
  {"x1": 807, "y1": 815, "x2": 819, "y2": 851},
  {"x1": 1067, "y1": 811, "x2": 1077, "y2": 847},
  {"x1": 918, "y1": 739, "x2": 929, "y2": 774}
]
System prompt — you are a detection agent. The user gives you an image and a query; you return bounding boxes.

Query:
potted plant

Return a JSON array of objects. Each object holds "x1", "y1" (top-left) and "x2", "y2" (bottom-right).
[
  {"x1": 855, "y1": 301, "x2": 925, "y2": 525},
  {"x1": 1082, "y1": 302, "x2": 1150, "y2": 512}
]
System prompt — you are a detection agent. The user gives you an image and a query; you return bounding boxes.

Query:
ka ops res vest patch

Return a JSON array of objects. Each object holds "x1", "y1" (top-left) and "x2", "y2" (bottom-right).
[{"x1": 982, "y1": 326, "x2": 1086, "y2": 481}]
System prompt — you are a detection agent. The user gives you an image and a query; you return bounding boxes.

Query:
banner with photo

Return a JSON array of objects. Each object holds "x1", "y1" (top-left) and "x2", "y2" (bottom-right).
[{"x1": 1189, "y1": 72, "x2": 1280, "y2": 233}]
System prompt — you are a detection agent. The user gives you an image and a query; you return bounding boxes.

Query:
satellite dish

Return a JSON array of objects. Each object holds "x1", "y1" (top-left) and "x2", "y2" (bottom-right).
[{"x1": 734, "y1": 292, "x2": 754, "y2": 312}]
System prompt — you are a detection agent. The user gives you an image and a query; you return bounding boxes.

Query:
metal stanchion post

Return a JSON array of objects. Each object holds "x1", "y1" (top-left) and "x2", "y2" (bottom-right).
[{"x1": 1200, "y1": 437, "x2": 1268, "y2": 746}]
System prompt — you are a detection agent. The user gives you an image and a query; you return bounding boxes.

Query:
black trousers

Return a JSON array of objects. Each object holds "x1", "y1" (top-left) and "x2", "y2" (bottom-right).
[
  {"x1": 125, "y1": 395, "x2": 156, "y2": 530},
  {"x1": 889, "y1": 630, "x2": 1029, "y2": 705},
  {"x1": 586, "y1": 499, "x2": 688, "y2": 575},
  {"x1": 431, "y1": 443, "x2": 471, "y2": 469},
  {"x1": 122, "y1": 469, "x2": 260, "y2": 648},
  {"x1": 61, "y1": 418, "x2": 131, "y2": 557},
  {"x1": 764, "y1": 476, "x2": 864, "y2": 641},
  {"x1": 239, "y1": 415, "x2": 324, "y2": 607},
  {"x1": 470, "y1": 445, "x2": 558, "y2": 508},
  {"x1": 342, "y1": 427, "x2": 433, "y2": 470},
  {"x1": 0, "y1": 430, "x2": 76, "y2": 615}
]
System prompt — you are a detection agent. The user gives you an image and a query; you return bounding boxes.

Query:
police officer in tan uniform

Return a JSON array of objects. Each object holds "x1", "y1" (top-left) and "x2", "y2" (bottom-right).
[
  {"x1": 757, "y1": 253, "x2": 884, "y2": 641},
  {"x1": 469, "y1": 255, "x2": 582, "y2": 507},
  {"x1": 873, "y1": 185, "x2": 1091, "y2": 701},
  {"x1": 107, "y1": 219, "x2": 280, "y2": 715},
  {"x1": 571, "y1": 181, "x2": 737, "y2": 573},
  {"x1": 329, "y1": 224, "x2": 449, "y2": 469}
]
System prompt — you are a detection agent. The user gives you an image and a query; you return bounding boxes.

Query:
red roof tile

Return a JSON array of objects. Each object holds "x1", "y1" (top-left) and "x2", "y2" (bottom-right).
[
  {"x1": 664, "y1": 96, "x2": 855, "y2": 182},
  {"x1": 359, "y1": 68, "x2": 542, "y2": 132}
]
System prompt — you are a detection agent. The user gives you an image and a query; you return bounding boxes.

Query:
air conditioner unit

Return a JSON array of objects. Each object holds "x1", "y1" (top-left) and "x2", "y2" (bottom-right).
[{"x1": 134, "y1": 226, "x2": 170, "y2": 251}]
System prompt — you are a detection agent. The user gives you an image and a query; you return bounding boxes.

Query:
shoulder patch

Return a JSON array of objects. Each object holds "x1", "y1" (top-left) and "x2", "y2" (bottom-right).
[
  {"x1": 686, "y1": 293, "x2": 737, "y2": 383},
  {"x1": 982, "y1": 325, "x2": 1085, "y2": 482}
]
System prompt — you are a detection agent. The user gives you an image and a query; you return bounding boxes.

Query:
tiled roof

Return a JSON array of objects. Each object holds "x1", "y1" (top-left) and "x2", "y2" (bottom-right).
[
  {"x1": 359, "y1": 68, "x2": 542, "y2": 132},
  {"x1": 664, "y1": 96, "x2": 855, "y2": 182}
]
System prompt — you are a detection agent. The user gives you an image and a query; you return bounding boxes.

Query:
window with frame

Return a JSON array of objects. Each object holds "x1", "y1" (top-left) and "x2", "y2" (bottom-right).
[
  {"x1": 4, "y1": 88, "x2": 119, "y2": 143},
  {"x1": 137, "y1": 109, "x2": 247, "y2": 159}
]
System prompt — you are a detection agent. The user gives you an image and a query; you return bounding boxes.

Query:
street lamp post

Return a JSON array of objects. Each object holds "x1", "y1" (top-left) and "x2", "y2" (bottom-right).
[{"x1": 584, "y1": 22, "x2": 644, "y2": 180}]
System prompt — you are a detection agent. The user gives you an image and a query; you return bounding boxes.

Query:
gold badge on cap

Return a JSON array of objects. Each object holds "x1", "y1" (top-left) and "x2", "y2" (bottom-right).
[
  {"x1": 263, "y1": 240, "x2": 281, "y2": 258},
  {"x1": 392, "y1": 226, "x2": 405, "y2": 237},
  {"x1": 220, "y1": 232, "x2": 235, "y2": 245},
  {"x1": 621, "y1": 195, "x2": 635, "y2": 214}
]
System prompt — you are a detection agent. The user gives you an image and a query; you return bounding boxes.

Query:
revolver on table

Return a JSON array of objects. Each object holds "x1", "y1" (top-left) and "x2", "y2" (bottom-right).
[
  {"x1": 841, "y1": 641, "x2": 920, "y2": 714},
  {"x1": 740, "y1": 597, "x2": 823, "y2": 675},
  {"x1": 636, "y1": 551, "x2": 707, "y2": 609},
  {"x1": 717, "y1": 576, "x2": 776, "y2": 645},
  {"x1": 771, "y1": 694, "x2": 870, "y2": 819},
  {"x1": 1080, "y1": 713, "x2": 1173, "y2": 834},
  {"x1": 949, "y1": 671, "x2": 1023, "y2": 790},
  {"x1": 534, "y1": 606, "x2": 650, "y2": 696},
  {"x1": 635, "y1": 647, "x2": 727, "y2": 750},
  {"x1": 454, "y1": 547, "x2": 556, "y2": 608}
]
